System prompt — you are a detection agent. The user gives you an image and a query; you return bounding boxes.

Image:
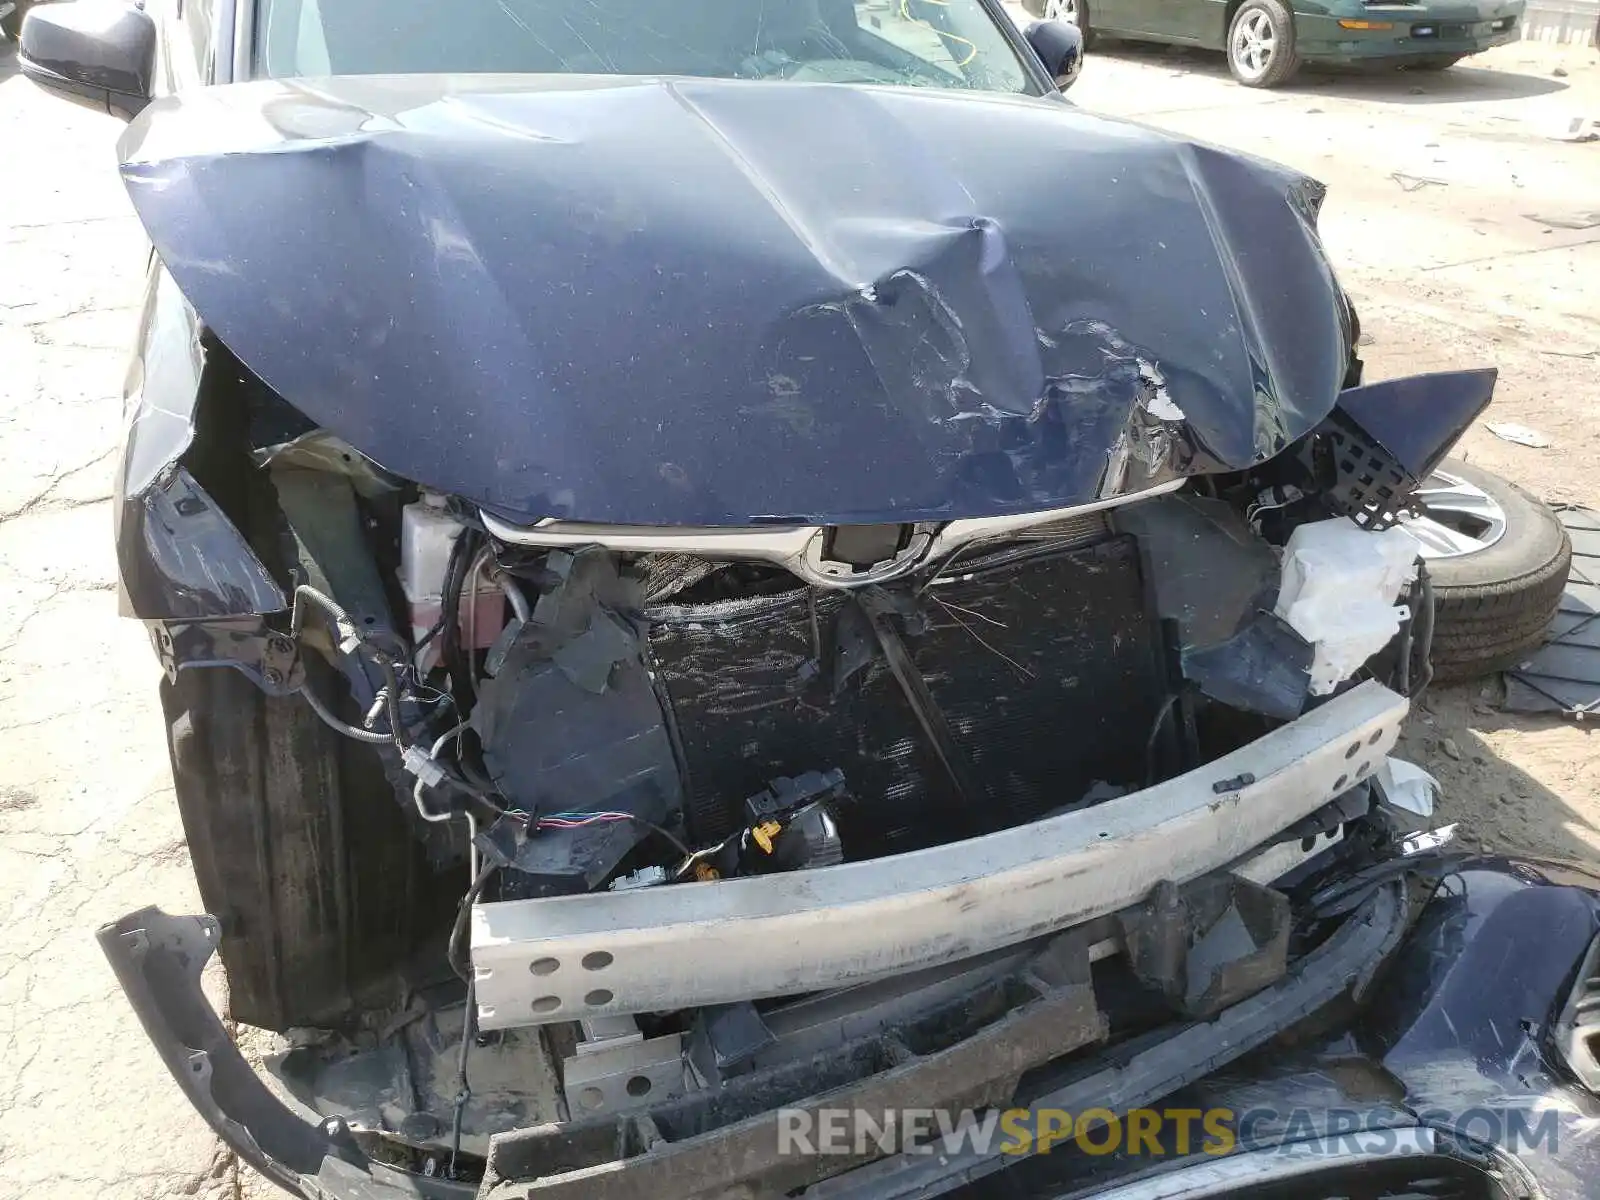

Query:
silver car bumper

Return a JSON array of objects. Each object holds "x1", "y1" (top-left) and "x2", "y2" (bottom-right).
[{"x1": 472, "y1": 681, "x2": 1407, "y2": 1031}]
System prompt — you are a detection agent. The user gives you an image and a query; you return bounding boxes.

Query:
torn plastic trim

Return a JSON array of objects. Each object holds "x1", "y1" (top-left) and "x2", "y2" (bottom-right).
[
  {"x1": 471, "y1": 682, "x2": 1408, "y2": 1030},
  {"x1": 118, "y1": 465, "x2": 286, "y2": 621},
  {"x1": 483, "y1": 881, "x2": 1411, "y2": 1200},
  {"x1": 95, "y1": 908, "x2": 471, "y2": 1200},
  {"x1": 809, "y1": 888, "x2": 1410, "y2": 1200},
  {"x1": 1335, "y1": 368, "x2": 1496, "y2": 491},
  {"x1": 480, "y1": 479, "x2": 1187, "y2": 589},
  {"x1": 488, "y1": 933, "x2": 1109, "y2": 1198},
  {"x1": 93, "y1": 881, "x2": 1405, "y2": 1200},
  {"x1": 117, "y1": 263, "x2": 289, "y2": 624}
]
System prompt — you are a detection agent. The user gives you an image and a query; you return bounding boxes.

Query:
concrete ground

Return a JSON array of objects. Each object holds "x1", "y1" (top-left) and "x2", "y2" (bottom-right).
[
  {"x1": 0, "y1": 26, "x2": 1597, "y2": 1200},
  {"x1": 1058, "y1": 32, "x2": 1600, "y2": 869}
]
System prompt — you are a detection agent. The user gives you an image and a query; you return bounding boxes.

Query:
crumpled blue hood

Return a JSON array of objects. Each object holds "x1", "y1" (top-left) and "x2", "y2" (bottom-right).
[{"x1": 119, "y1": 74, "x2": 1350, "y2": 526}]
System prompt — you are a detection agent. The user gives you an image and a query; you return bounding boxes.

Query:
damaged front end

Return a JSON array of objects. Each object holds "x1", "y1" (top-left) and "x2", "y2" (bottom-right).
[
  {"x1": 106, "y1": 433, "x2": 1482, "y2": 1197},
  {"x1": 100, "y1": 72, "x2": 1516, "y2": 1200}
]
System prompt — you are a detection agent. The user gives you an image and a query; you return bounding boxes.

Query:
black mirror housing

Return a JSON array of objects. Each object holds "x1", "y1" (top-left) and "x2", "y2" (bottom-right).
[
  {"x1": 1025, "y1": 20, "x2": 1084, "y2": 91},
  {"x1": 19, "y1": 1, "x2": 157, "y2": 120}
]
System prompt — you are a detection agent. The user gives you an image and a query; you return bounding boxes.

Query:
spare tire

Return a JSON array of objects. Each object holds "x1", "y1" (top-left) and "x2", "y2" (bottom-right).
[{"x1": 1401, "y1": 459, "x2": 1572, "y2": 683}]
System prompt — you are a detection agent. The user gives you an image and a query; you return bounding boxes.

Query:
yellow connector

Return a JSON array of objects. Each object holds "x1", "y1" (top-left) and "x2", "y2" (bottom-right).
[
  {"x1": 752, "y1": 821, "x2": 783, "y2": 855},
  {"x1": 693, "y1": 861, "x2": 721, "y2": 882}
]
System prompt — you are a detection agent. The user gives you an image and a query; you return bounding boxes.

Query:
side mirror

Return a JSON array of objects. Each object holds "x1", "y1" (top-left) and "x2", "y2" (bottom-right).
[
  {"x1": 1026, "y1": 20, "x2": 1084, "y2": 91},
  {"x1": 18, "y1": 1, "x2": 156, "y2": 120}
]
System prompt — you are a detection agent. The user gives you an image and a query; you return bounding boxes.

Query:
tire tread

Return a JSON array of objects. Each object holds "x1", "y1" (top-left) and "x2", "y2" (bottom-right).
[{"x1": 1418, "y1": 459, "x2": 1572, "y2": 682}]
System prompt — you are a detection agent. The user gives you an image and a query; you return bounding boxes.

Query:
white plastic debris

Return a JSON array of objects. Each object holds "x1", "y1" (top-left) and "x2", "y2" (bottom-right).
[
  {"x1": 1375, "y1": 757, "x2": 1440, "y2": 821},
  {"x1": 1402, "y1": 824, "x2": 1458, "y2": 856},
  {"x1": 1545, "y1": 115, "x2": 1598, "y2": 144},
  {"x1": 1274, "y1": 519, "x2": 1421, "y2": 695},
  {"x1": 1485, "y1": 421, "x2": 1553, "y2": 449}
]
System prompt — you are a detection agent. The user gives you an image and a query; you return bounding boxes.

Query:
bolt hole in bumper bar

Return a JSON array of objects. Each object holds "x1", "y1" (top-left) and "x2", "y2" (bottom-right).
[{"x1": 471, "y1": 682, "x2": 1408, "y2": 1030}]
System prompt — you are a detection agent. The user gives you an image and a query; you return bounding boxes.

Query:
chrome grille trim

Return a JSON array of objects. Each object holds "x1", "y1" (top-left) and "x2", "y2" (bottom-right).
[{"x1": 479, "y1": 478, "x2": 1185, "y2": 588}]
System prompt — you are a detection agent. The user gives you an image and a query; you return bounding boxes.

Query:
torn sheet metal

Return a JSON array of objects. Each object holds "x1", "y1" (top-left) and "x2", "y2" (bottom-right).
[
  {"x1": 251, "y1": 430, "x2": 400, "y2": 499},
  {"x1": 1506, "y1": 506, "x2": 1600, "y2": 717},
  {"x1": 118, "y1": 75, "x2": 1351, "y2": 526}
]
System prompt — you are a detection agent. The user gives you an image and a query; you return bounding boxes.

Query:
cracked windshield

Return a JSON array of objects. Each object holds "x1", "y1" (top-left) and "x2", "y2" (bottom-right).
[{"x1": 257, "y1": 0, "x2": 1033, "y2": 93}]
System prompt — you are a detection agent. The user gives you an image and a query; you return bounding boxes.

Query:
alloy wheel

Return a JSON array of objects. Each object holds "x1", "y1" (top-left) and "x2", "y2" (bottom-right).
[
  {"x1": 1045, "y1": 0, "x2": 1081, "y2": 25},
  {"x1": 1401, "y1": 469, "x2": 1510, "y2": 560},
  {"x1": 1231, "y1": 9, "x2": 1277, "y2": 82}
]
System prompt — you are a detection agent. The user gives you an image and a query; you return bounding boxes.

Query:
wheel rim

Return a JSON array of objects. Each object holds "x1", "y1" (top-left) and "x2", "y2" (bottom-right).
[
  {"x1": 1231, "y1": 9, "x2": 1277, "y2": 79},
  {"x1": 1045, "y1": 0, "x2": 1080, "y2": 25},
  {"x1": 1400, "y1": 469, "x2": 1509, "y2": 560}
]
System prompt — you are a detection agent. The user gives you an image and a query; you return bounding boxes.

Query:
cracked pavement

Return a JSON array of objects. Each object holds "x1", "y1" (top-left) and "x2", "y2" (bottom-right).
[
  {"x1": 1, "y1": 21, "x2": 1597, "y2": 1200},
  {"x1": 0, "y1": 44, "x2": 254, "y2": 1200}
]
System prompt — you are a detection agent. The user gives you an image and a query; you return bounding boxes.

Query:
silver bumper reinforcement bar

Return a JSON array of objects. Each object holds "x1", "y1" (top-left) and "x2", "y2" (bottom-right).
[{"x1": 471, "y1": 681, "x2": 1407, "y2": 1031}]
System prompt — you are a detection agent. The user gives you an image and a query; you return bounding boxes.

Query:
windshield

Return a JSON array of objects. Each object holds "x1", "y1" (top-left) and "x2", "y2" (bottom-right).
[{"x1": 255, "y1": 0, "x2": 1036, "y2": 94}]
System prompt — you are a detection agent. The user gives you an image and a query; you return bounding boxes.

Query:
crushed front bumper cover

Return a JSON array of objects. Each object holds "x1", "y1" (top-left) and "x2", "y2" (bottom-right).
[
  {"x1": 472, "y1": 682, "x2": 1407, "y2": 1030},
  {"x1": 98, "y1": 684, "x2": 1411, "y2": 1200},
  {"x1": 99, "y1": 881, "x2": 1410, "y2": 1200}
]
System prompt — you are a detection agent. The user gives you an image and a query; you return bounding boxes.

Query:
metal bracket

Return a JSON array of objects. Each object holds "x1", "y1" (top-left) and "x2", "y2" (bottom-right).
[
  {"x1": 562, "y1": 1016, "x2": 693, "y2": 1118},
  {"x1": 271, "y1": 466, "x2": 403, "y2": 706},
  {"x1": 152, "y1": 616, "x2": 305, "y2": 696}
]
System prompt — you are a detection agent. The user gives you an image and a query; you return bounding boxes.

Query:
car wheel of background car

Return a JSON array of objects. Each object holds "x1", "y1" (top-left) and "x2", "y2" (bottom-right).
[
  {"x1": 1407, "y1": 53, "x2": 1465, "y2": 70},
  {"x1": 1227, "y1": 0, "x2": 1300, "y2": 88},
  {"x1": 1401, "y1": 458, "x2": 1573, "y2": 683},
  {"x1": 1024, "y1": 0, "x2": 1095, "y2": 46},
  {"x1": 162, "y1": 662, "x2": 445, "y2": 1031},
  {"x1": 1047, "y1": 0, "x2": 1096, "y2": 42}
]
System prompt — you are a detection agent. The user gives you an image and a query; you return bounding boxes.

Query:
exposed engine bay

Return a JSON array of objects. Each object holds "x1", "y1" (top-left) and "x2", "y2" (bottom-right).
[
  {"x1": 161, "y1": 359, "x2": 1478, "y2": 1185},
  {"x1": 392, "y1": 496, "x2": 1338, "y2": 904},
  {"x1": 362, "y1": 366, "x2": 1470, "y2": 930}
]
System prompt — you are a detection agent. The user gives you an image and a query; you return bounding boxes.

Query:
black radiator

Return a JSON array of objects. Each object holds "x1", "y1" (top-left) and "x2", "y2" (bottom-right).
[{"x1": 646, "y1": 536, "x2": 1173, "y2": 860}]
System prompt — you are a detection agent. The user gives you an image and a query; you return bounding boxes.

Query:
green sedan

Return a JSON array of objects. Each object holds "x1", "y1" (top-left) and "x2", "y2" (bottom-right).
[{"x1": 1022, "y1": 0, "x2": 1523, "y2": 86}]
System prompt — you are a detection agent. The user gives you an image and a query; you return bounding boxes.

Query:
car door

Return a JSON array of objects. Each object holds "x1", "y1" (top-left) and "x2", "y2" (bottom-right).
[
  {"x1": 1097, "y1": 0, "x2": 1216, "y2": 44},
  {"x1": 1090, "y1": 0, "x2": 1154, "y2": 39}
]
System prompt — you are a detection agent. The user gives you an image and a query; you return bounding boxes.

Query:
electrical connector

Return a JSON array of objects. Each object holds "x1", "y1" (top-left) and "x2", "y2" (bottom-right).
[
  {"x1": 610, "y1": 865, "x2": 669, "y2": 891},
  {"x1": 401, "y1": 744, "x2": 448, "y2": 789},
  {"x1": 751, "y1": 821, "x2": 782, "y2": 855}
]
